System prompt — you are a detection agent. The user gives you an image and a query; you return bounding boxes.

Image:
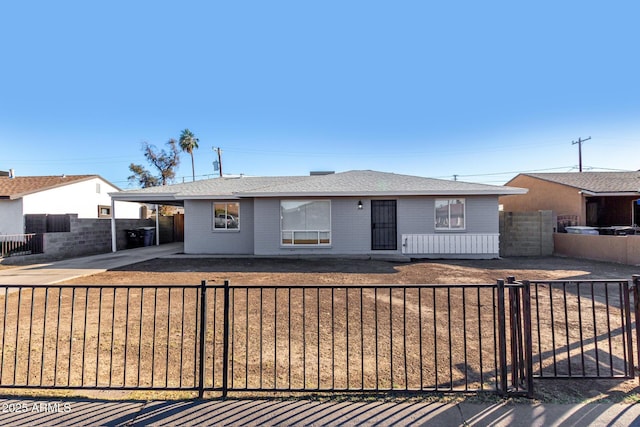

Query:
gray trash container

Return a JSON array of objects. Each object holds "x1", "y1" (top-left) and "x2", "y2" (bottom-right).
[{"x1": 139, "y1": 227, "x2": 156, "y2": 246}]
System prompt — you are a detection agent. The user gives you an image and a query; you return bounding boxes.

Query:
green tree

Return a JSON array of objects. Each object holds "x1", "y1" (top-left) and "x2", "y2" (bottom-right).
[
  {"x1": 128, "y1": 139, "x2": 181, "y2": 188},
  {"x1": 179, "y1": 128, "x2": 199, "y2": 181}
]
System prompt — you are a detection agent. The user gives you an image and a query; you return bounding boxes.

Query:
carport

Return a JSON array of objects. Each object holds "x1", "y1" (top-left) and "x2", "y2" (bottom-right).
[{"x1": 108, "y1": 189, "x2": 185, "y2": 252}]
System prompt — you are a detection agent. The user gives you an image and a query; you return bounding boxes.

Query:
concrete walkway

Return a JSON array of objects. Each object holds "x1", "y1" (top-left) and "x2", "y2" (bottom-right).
[
  {"x1": 0, "y1": 243, "x2": 184, "y2": 286},
  {"x1": 0, "y1": 245, "x2": 639, "y2": 426},
  {"x1": 0, "y1": 397, "x2": 638, "y2": 426}
]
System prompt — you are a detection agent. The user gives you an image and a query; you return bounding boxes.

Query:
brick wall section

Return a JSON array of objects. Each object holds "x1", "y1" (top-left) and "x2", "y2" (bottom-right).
[{"x1": 499, "y1": 211, "x2": 554, "y2": 257}]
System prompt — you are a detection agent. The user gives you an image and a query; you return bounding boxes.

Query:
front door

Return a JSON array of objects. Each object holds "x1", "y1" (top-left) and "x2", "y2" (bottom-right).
[{"x1": 371, "y1": 200, "x2": 397, "y2": 250}]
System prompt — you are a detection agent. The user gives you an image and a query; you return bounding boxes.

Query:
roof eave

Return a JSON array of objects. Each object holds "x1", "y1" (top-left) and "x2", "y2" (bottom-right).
[
  {"x1": 240, "y1": 189, "x2": 528, "y2": 198},
  {"x1": 579, "y1": 190, "x2": 640, "y2": 197},
  {"x1": 109, "y1": 192, "x2": 179, "y2": 202}
]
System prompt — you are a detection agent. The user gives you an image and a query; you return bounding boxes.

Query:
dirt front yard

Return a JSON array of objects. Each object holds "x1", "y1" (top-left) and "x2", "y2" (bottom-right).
[
  {"x1": 61, "y1": 255, "x2": 640, "y2": 286},
  {"x1": 53, "y1": 255, "x2": 640, "y2": 403}
]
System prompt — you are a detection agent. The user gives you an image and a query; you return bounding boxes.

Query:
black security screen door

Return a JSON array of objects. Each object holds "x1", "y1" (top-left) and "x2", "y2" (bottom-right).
[{"x1": 371, "y1": 200, "x2": 397, "y2": 250}]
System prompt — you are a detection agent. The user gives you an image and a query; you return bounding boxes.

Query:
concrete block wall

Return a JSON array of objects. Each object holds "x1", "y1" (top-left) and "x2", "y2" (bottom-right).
[
  {"x1": 499, "y1": 210, "x2": 554, "y2": 257},
  {"x1": 46, "y1": 216, "x2": 155, "y2": 259},
  {"x1": 2, "y1": 216, "x2": 155, "y2": 264}
]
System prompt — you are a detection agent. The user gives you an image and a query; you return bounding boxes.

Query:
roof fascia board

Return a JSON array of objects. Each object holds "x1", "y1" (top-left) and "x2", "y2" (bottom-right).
[
  {"x1": 579, "y1": 190, "x2": 640, "y2": 197},
  {"x1": 240, "y1": 189, "x2": 528, "y2": 198},
  {"x1": 180, "y1": 195, "x2": 241, "y2": 200},
  {"x1": 109, "y1": 192, "x2": 178, "y2": 201}
]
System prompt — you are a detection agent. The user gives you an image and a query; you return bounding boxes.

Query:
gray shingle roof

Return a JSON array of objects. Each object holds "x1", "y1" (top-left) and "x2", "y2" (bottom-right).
[
  {"x1": 112, "y1": 170, "x2": 526, "y2": 202},
  {"x1": 521, "y1": 172, "x2": 640, "y2": 193},
  {"x1": 240, "y1": 170, "x2": 525, "y2": 196}
]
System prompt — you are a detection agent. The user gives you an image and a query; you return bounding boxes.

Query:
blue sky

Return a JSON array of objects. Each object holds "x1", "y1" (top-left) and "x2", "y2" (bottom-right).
[{"x1": 1, "y1": 1, "x2": 639, "y2": 188}]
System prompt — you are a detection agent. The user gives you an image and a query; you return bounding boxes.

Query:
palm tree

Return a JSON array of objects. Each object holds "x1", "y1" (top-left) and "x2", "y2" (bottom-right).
[{"x1": 179, "y1": 129, "x2": 199, "y2": 181}]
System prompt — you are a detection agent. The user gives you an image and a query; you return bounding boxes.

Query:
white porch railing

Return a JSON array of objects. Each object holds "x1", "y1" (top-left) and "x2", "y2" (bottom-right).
[{"x1": 402, "y1": 233, "x2": 499, "y2": 255}]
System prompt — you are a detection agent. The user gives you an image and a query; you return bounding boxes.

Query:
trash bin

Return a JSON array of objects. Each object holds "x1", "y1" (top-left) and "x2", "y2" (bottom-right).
[
  {"x1": 125, "y1": 229, "x2": 143, "y2": 248},
  {"x1": 139, "y1": 227, "x2": 156, "y2": 246}
]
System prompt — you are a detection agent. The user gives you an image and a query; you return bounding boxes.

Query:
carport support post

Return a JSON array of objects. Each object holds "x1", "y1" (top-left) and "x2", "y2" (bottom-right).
[
  {"x1": 155, "y1": 204, "x2": 160, "y2": 246},
  {"x1": 633, "y1": 275, "x2": 640, "y2": 383},
  {"x1": 110, "y1": 198, "x2": 117, "y2": 252}
]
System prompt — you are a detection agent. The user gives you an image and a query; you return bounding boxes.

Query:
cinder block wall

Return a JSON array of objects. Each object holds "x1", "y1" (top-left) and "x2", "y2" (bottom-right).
[
  {"x1": 44, "y1": 216, "x2": 155, "y2": 259},
  {"x1": 499, "y1": 211, "x2": 554, "y2": 257},
  {"x1": 2, "y1": 215, "x2": 156, "y2": 264}
]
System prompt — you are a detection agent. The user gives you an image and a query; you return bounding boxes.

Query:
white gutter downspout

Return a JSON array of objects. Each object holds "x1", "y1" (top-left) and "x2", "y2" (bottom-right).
[
  {"x1": 155, "y1": 204, "x2": 160, "y2": 246},
  {"x1": 111, "y1": 198, "x2": 117, "y2": 252}
]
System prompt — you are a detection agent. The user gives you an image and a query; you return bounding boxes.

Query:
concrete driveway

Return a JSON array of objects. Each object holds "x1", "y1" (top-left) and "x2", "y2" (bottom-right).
[{"x1": 0, "y1": 243, "x2": 183, "y2": 286}]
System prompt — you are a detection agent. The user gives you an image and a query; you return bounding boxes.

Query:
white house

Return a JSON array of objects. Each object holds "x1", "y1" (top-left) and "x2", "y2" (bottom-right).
[
  {"x1": 111, "y1": 170, "x2": 527, "y2": 259},
  {"x1": 0, "y1": 173, "x2": 143, "y2": 235}
]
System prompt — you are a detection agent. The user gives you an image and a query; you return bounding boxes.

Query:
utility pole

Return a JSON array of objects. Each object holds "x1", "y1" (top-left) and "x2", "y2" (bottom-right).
[
  {"x1": 212, "y1": 147, "x2": 223, "y2": 177},
  {"x1": 571, "y1": 136, "x2": 591, "y2": 172}
]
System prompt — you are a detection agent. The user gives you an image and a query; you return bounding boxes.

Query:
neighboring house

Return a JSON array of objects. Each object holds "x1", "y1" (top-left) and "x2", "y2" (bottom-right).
[
  {"x1": 500, "y1": 172, "x2": 640, "y2": 230},
  {"x1": 111, "y1": 170, "x2": 526, "y2": 259},
  {"x1": 0, "y1": 173, "x2": 143, "y2": 235}
]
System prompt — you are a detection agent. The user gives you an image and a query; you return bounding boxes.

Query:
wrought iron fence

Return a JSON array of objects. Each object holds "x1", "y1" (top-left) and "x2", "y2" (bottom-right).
[
  {"x1": 204, "y1": 282, "x2": 506, "y2": 396},
  {"x1": 527, "y1": 278, "x2": 635, "y2": 379},
  {"x1": 0, "y1": 234, "x2": 43, "y2": 258},
  {"x1": 0, "y1": 277, "x2": 637, "y2": 398},
  {"x1": 0, "y1": 285, "x2": 202, "y2": 392}
]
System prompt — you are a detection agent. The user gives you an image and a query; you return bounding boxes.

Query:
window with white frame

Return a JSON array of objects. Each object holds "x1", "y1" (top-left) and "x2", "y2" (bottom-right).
[
  {"x1": 435, "y1": 199, "x2": 465, "y2": 230},
  {"x1": 213, "y1": 202, "x2": 240, "y2": 230},
  {"x1": 281, "y1": 200, "x2": 331, "y2": 245}
]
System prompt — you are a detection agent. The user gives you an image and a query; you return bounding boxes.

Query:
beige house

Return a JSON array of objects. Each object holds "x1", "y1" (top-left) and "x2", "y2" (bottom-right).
[{"x1": 500, "y1": 172, "x2": 640, "y2": 230}]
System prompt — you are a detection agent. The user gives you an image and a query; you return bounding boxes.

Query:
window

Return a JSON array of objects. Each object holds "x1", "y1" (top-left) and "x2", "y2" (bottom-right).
[
  {"x1": 98, "y1": 205, "x2": 111, "y2": 218},
  {"x1": 281, "y1": 200, "x2": 331, "y2": 245},
  {"x1": 435, "y1": 199, "x2": 465, "y2": 230},
  {"x1": 213, "y1": 202, "x2": 240, "y2": 230}
]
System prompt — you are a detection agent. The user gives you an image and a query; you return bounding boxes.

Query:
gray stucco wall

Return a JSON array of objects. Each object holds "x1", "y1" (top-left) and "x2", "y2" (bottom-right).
[
  {"x1": 253, "y1": 196, "x2": 500, "y2": 256},
  {"x1": 254, "y1": 198, "x2": 374, "y2": 256},
  {"x1": 184, "y1": 199, "x2": 254, "y2": 254}
]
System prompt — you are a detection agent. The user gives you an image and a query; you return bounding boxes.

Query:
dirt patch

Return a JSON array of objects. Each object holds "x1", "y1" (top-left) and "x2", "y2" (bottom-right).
[
  {"x1": 61, "y1": 256, "x2": 640, "y2": 286},
  {"x1": 54, "y1": 256, "x2": 640, "y2": 402}
]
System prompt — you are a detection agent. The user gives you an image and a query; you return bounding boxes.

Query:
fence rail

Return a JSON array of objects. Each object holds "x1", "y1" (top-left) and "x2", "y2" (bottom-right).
[
  {"x1": 0, "y1": 276, "x2": 637, "y2": 398},
  {"x1": 0, "y1": 234, "x2": 43, "y2": 258}
]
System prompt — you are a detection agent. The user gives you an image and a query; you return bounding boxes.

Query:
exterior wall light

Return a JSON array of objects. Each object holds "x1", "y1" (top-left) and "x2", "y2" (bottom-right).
[{"x1": 358, "y1": 200, "x2": 363, "y2": 210}]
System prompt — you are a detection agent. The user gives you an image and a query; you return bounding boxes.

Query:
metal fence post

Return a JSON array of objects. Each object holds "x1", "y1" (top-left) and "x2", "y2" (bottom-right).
[
  {"x1": 632, "y1": 275, "x2": 640, "y2": 382},
  {"x1": 506, "y1": 276, "x2": 517, "y2": 389},
  {"x1": 522, "y1": 280, "x2": 534, "y2": 398},
  {"x1": 622, "y1": 280, "x2": 635, "y2": 380},
  {"x1": 198, "y1": 280, "x2": 207, "y2": 398},
  {"x1": 497, "y1": 279, "x2": 507, "y2": 396},
  {"x1": 222, "y1": 280, "x2": 230, "y2": 398}
]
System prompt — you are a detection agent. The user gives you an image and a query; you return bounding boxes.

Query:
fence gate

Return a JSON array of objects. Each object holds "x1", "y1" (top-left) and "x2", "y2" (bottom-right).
[{"x1": 527, "y1": 278, "x2": 636, "y2": 380}]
